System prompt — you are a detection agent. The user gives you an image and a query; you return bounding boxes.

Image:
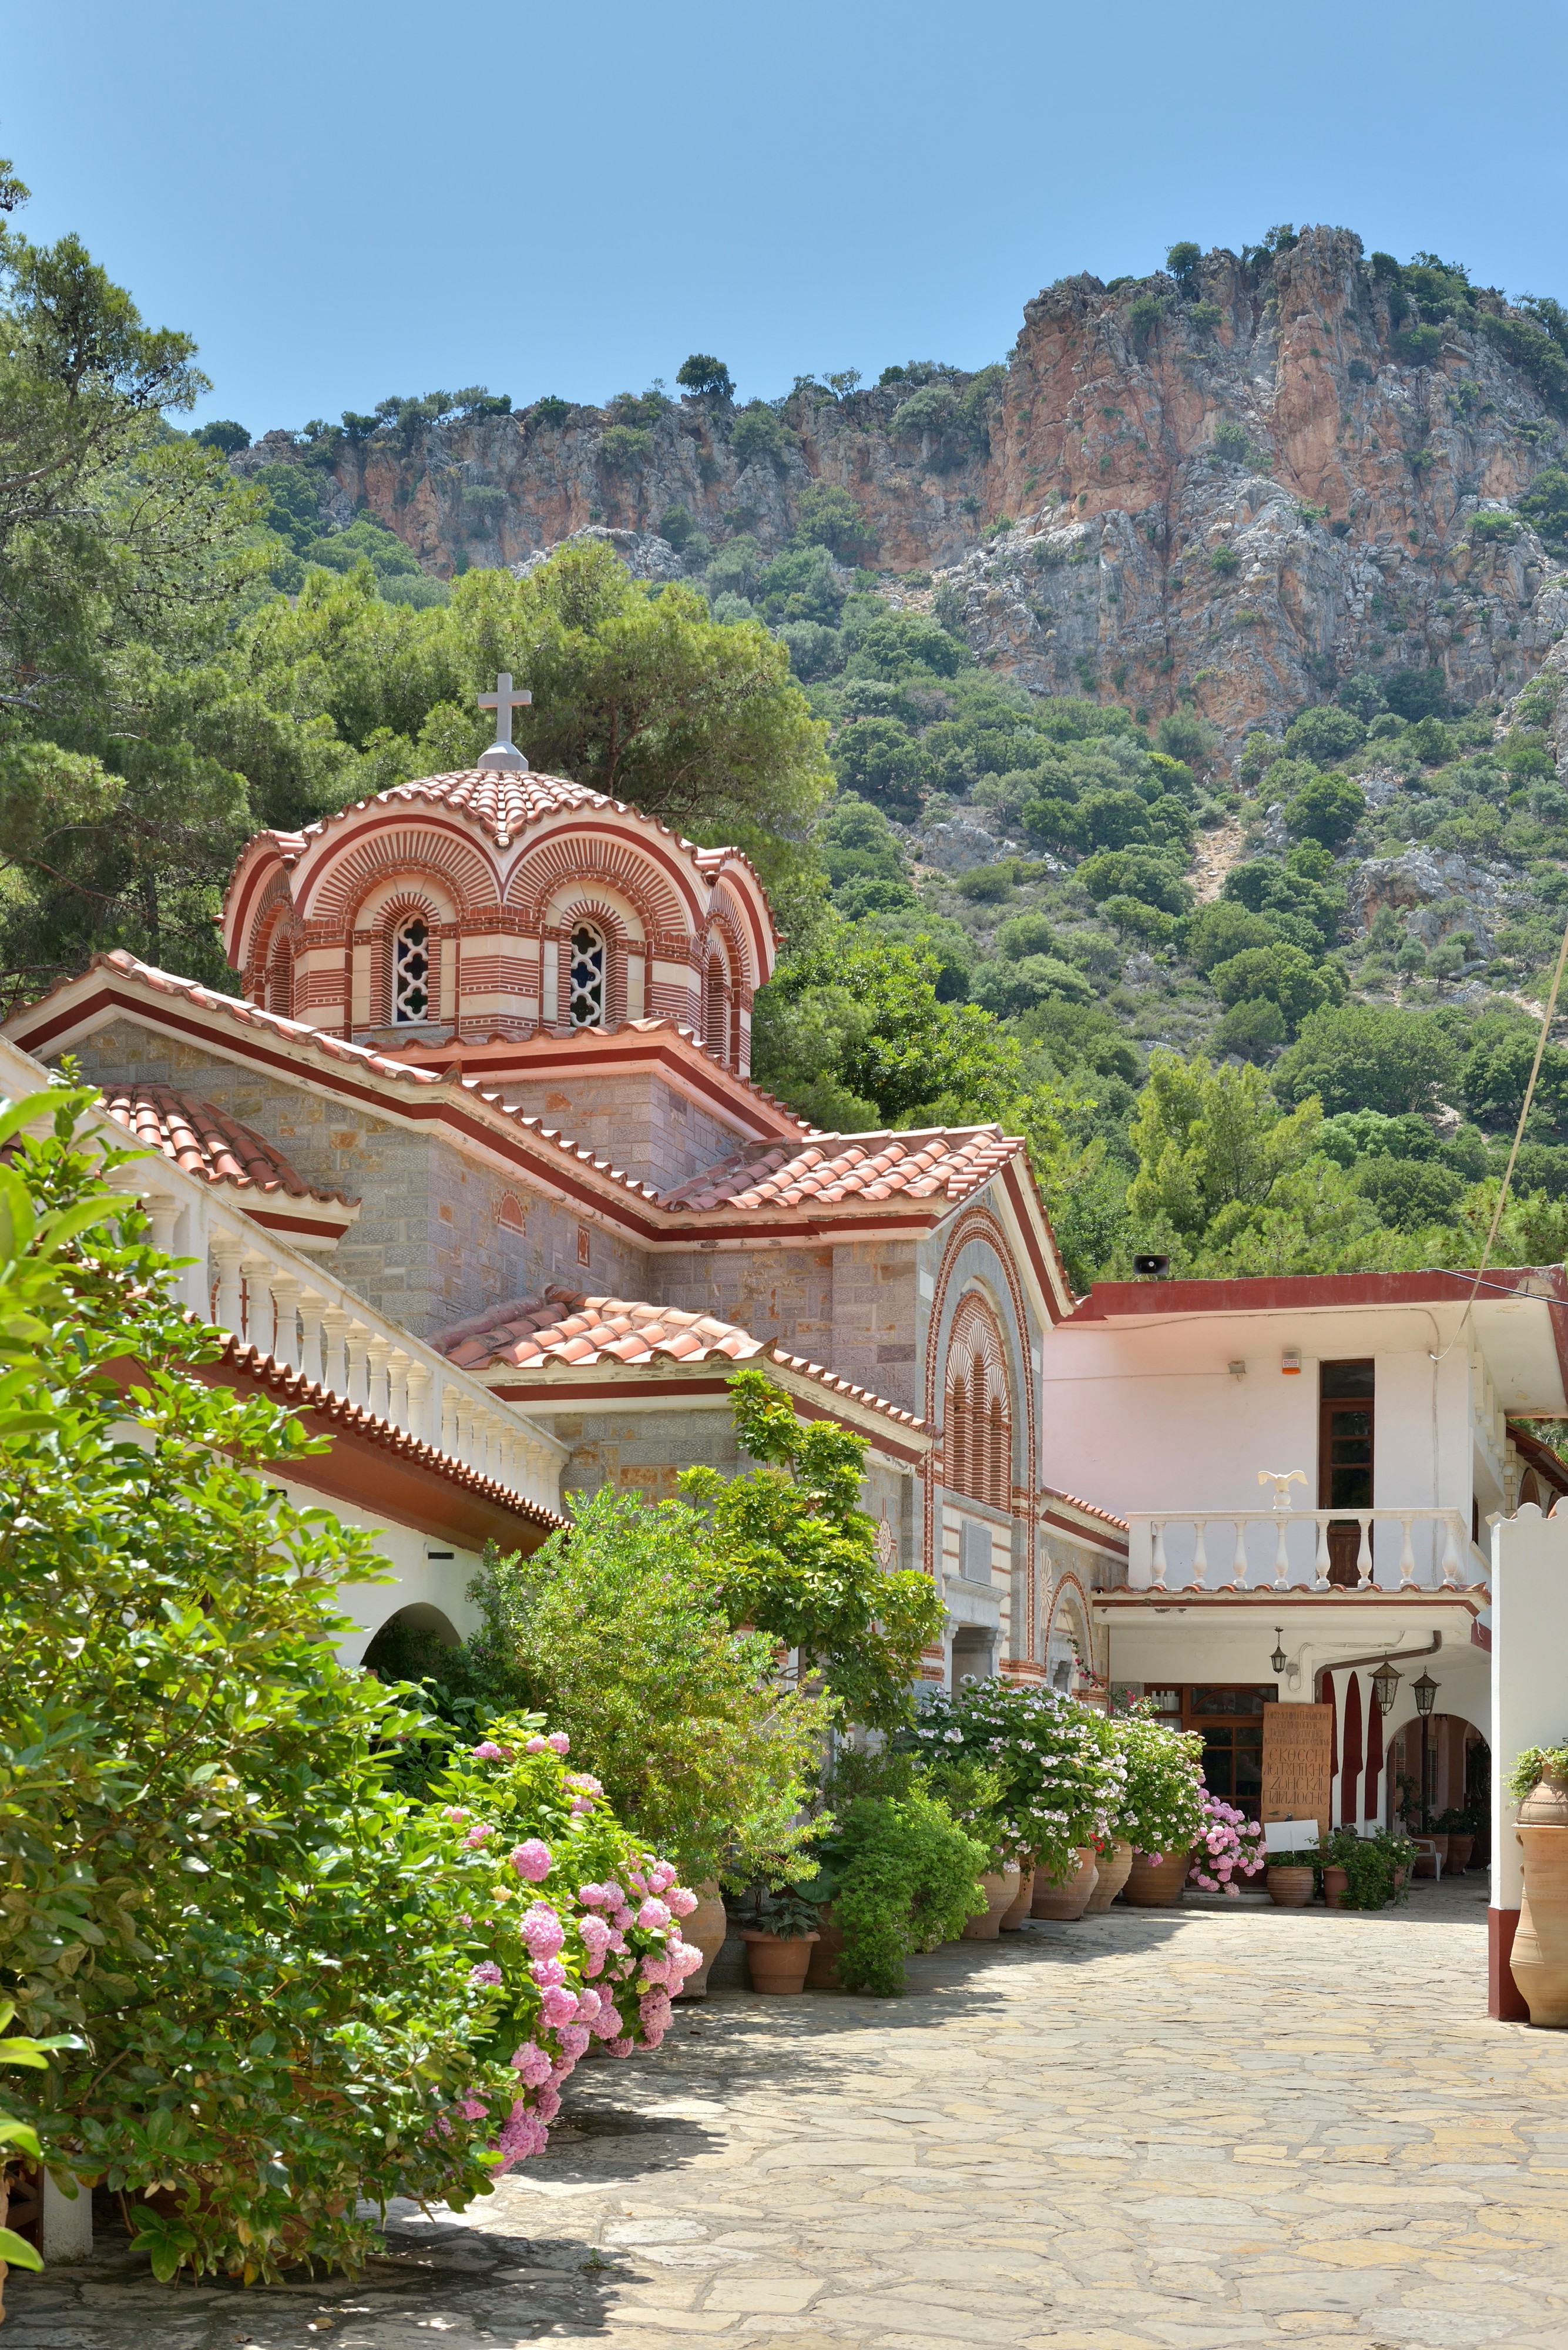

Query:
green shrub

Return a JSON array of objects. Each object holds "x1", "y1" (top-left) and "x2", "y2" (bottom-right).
[
  {"x1": 815, "y1": 1788, "x2": 989, "y2": 1995},
  {"x1": 677, "y1": 353, "x2": 734, "y2": 397},
  {"x1": 1210, "y1": 941, "x2": 1343, "y2": 1029},
  {"x1": 1102, "y1": 894, "x2": 1177, "y2": 948},
  {"x1": 1395, "y1": 324, "x2": 1444, "y2": 366},
  {"x1": 659, "y1": 503, "x2": 697, "y2": 550},
  {"x1": 1210, "y1": 997, "x2": 1287, "y2": 1060},
  {"x1": 953, "y1": 860, "x2": 1017, "y2": 902},
  {"x1": 1211, "y1": 417, "x2": 1254, "y2": 466},
  {"x1": 1166, "y1": 241, "x2": 1202, "y2": 286},
  {"x1": 598, "y1": 424, "x2": 652, "y2": 471},
  {"x1": 1239, "y1": 732, "x2": 1283, "y2": 783},
  {"x1": 996, "y1": 911, "x2": 1057, "y2": 961},
  {"x1": 732, "y1": 405, "x2": 791, "y2": 470},
  {"x1": 1184, "y1": 899, "x2": 1278, "y2": 971},
  {"x1": 970, "y1": 952, "x2": 1094, "y2": 1015},
  {"x1": 1469, "y1": 508, "x2": 1519, "y2": 543},
  {"x1": 1127, "y1": 291, "x2": 1168, "y2": 347},
  {"x1": 831, "y1": 716, "x2": 932, "y2": 816},
  {"x1": 1157, "y1": 707, "x2": 1218, "y2": 768},
  {"x1": 794, "y1": 481, "x2": 875, "y2": 560},
  {"x1": 1284, "y1": 769, "x2": 1366, "y2": 848},
  {"x1": 1274, "y1": 1003, "x2": 1460, "y2": 1114},
  {"x1": 844, "y1": 606, "x2": 966, "y2": 680},
  {"x1": 1283, "y1": 706, "x2": 1365, "y2": 765},
  {"x1": 1208, "y1": 543, "x2": 1240, "y2": 576},
  {"x1": 1324, "y1": 1826, "x2": 1412, "y2": 1909},
  {"x1": 1079, "y1": 848, "x2": 1194, "y2": 916},
  {"x1": 1109, "y1": 1710, "x2": 1205, "y2": 1859},
  {"x1": 1382, "y1": 666, "x2": 1448, "y2": 722}
]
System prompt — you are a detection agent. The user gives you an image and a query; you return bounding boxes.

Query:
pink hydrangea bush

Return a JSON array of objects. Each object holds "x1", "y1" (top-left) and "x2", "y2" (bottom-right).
[
  {"x1": 421, "y1": 1711, "x2": 702, "y2": 2181},
  {"x1": 1187, "y1": 1794, "x2": 1265, "y2": 1895}
]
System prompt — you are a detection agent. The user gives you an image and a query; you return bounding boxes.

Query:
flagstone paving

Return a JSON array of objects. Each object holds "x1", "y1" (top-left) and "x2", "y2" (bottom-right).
[{"x1": 10, "y1": 1877, "x2": 1568, "y2": 2350}]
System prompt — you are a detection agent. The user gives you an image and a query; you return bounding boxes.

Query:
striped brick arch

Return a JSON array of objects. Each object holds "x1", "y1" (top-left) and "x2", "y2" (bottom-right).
[{"x1": 945, "y1": 1291, "x2": 1012, "y2": 1513}]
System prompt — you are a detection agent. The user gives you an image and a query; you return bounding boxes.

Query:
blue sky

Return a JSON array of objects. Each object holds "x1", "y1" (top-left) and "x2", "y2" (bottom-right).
[{"x1": 5, "y1": 0, "x2": 1568, "y2": 436}]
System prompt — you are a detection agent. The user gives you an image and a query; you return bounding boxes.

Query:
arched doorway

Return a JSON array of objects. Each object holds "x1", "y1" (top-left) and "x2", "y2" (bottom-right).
[{"x1": 361, "y1": 1602, "x2": 463, "y2": 1686}]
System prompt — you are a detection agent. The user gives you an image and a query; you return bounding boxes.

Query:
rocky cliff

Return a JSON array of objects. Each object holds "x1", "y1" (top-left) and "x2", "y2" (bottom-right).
[{"x1": 238, "y1": 226, "x2": 1568, "y2": 752}]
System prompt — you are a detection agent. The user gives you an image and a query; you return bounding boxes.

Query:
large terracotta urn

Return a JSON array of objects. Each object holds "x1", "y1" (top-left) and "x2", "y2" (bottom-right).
[
  {"x1": 1083, "y1": 1841, "x2": 1134, "y2": 1912},
  {"x1": 999, "y1": 1866, "x2": 1036, "y2": 1930},
  {"x1": 962, "y1": 1864, "x2": 1021, "y2": 1940},
  {"x1": 1030, "y1": 1847, "x2": 1099, "y2": 1920},
  {"x1": 676, "y1": 1881, "x2": 728, "y2": 1998},
  {"x1": 1266, "y1": 1864, "x2": 1315, "y2": 1908},
  {"x1": 1123, "y1": 1850, "x2": 1190, "y2": 1907},
  {"x1": 1323, "y1": 1865, "x2": 1350, "y2": 1910},
  {"x1": 1446, "y1": 1832, "x2": 1474, "y2": 1874},
  {"x1": 1510, "y1": 1771, "x2": 1568, "y2": 2028},
  {"x1": 740, "y1": 1927, "x2": 818, "y2": 1994}
]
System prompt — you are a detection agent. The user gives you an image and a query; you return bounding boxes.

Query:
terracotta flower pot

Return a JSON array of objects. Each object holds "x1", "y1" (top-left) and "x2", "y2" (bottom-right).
[
  {"x1": 1429, "y1": 1833, "x2": 1451, "y2": 1869},
  {"x1": 1445, "y1": 1832, "x2": 1474, "y2": 1875},
  {"x1": 1267, "y1": 1864, "x2": 1315, "y2": 1907},
  {"x1": 740, "y1": 1926, "x2": 818, "y2": 1995},
  {"x1": 962, "y1": 1865, "x2": 1021, "y2": 1940},
  {"x1": 1123, "y1": 1850, "x2": 1190, "y2": 1907},
  {"x1": 1511, "y1": 1775, "x2": 1568, "y2": 2027},
  {"x1": 1323, "y1": 1865, "x2": 1350, "y2": 1910},
  {"x1": 805, "y1": 1902, "x2": 845, "y2": 1989},
  {"x1": 676, "y1": 1881, "x2": 728, "y2": 1998},
  {"x1": 1030, "y1": 1847, "x2": 1099, "y2": 1920},
  {"x1": 1083, "y1": 1841, "x2": 1134, "y2": 1912},
  {"x1": 999, "y1": 1868, "x2": 1036, "y2": 1930}
]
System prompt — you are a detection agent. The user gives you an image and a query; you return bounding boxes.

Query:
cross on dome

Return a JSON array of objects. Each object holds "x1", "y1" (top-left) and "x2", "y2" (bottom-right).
[{"x1": 476, "y1": 671, "x2": 532, "y2": 772}]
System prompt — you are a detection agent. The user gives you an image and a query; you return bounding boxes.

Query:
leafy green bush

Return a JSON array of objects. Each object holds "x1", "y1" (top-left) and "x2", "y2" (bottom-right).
[
  {"x1": 831, "y1": 715, "x2": 932, "y2": 816},
  {"x1": 815, "y1": 1788, "x2": 989, "y2": 1995},
  {"x1": 953, "y1": 860, "x2": 1018, "y2": 902},
  {"x1": 1507, "y1": 1740, "x2": 1568, "y2": 1800},
  {"x1": 1284, "y1": 769, "x2": 1365, "y2": 848},
  {"x1": 731, "y1": 405, "x2": 791, "y2": 471},
  {"x1": 471, "y1": 1485, "x2": 834, "y2": 1886},
  {"x1": 677, "y1": 353, "x2": 733, "y2": 397},
  {"x1": 844, "y1": 605, "x2": 967, "y2": 681},
  {"x1": 907, "y1": 1681, "x2": 1126, "y2": 1884},
  {"x1": 1185, "y1": 899, "x2": 1279, "y2": 971},
  {"x1": 1325, "y1": 1826, "x2": 1413, "y2": 1909},
  {"x1": 1210, "y1": 997, "x2": 1287, "y2": 1060},
  {"x1": 996, "y1": 910, "x2": 1057, "y2": 961},
  {"x1": 1080, "y1": 848, "x2": 1194, "y2": 915},
  {"x1": 1284, "y1": 706, "x2": 1365, "y2": 764},
  {"x1": 1210, "y1": 941, "x2": 1343, "y2": 1029},
  {"x1": 1109, "y1": 1710, "x2": 1205, "y2": 1859},
  {"x1": 1274, "y1": 1003, "x2": 1460, "y2": 1114},
  {"x1": 1470, "y1": 508, "x2": 1519, "y2": 543},
  {"x1": 1208, "y1": 543, "x2": 1240, "y2": 576},
  {"x1": 599, "y1": 424, "x2": 652, "y2": 471},
  {"x1": 794, "y1": 481, "x2": 874, "y2": 560},
  {"x1": 1382, "y1": 666, "x2": 1448, "y2": 722},
  {"x1": 970, "y1": 952, "x2": 1094, "y2": 1015},
  {"x1": 1101, "y1": 894, "x2": 1177, "y2": 948}
]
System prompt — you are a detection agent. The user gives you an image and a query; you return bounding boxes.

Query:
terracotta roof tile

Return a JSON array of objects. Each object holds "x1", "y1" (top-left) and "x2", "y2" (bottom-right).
[
  {"x1": 101, "y1": 1080, "x2": 358, "y2": 1207},
  {"x1": 660, "y1": 1126, "x2": 1023, "y2": 1214},
  {"x1": 434, "y1": 1285, "x2": 770, "y2": 1374},
  {"x1": 1038, "y1": 1482, "x2": 1130, "y2": 1536}
]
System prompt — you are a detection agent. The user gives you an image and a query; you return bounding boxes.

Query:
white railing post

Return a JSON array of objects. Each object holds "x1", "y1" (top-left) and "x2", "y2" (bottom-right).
[
  {"x1": 1398, "y1": 1514, "x2": 1418, "y2": 1590},
  {"x1": 1190, "y1": 1519, "x2": 1208, "y2": 1591},
  {"x1": 1313, "y1": 1514, "x2": 1332, "y2": 1589},
  {"x1": 388, "y1": 1347, "x2": 411, "y2": 1433},
  {"x1": 1440, "y1": 1512, "x2": 1462, "y2": 1587},
  {"x1": 1357, "y1": 1512, "x2": 1374, "y2": 1586},
  {"x1": 210, "y1": 1231, "x2": 244, "y2": 1336},
  {"x1": 297, "y1": 1292, "x2": 325, "y2": 1388},
  {"x1": 406, "y1": 1362, "x2": 432, "y2": 1443},
  {"x1": 240, "y1": 1251, "x2": 277, "y2": 1357},
  {"x1": 365, "y1": 1335, "x2": 392, "y2": 1423},
  {"x1": 1150, "y1": 1522, "x2": 1167, "y2": 1589},
  {"x1": 268, "y1": 1275, "x2": 303, "y2": 1374},
  {"x1": 1272, "y1": 1514, "x2": 1291, "y2": 1590},
  {"x1": 321, "y1": 1310, "x2": 350, "y2": 1396}
]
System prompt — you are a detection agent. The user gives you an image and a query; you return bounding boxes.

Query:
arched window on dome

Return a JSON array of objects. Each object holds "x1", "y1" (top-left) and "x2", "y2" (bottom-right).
[
  {"x1": 568, "y1": 923, "x2": 606, "y2": 1028},
  {"x1": 392, "y1": 916, "x2": 432, "y2": 1023}
]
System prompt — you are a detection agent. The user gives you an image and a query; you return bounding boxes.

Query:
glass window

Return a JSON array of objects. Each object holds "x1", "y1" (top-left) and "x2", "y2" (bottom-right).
[
  {"x1": 393, "y1": 918, "x2": 430, "y2": 1022},
  {"x1": 569, "y1": 924, "x2": 605, "y2": 1028}
]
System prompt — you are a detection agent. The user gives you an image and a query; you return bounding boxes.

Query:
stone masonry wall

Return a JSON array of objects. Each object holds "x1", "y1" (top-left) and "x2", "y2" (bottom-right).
[{"x1": 504, "y1": 1068, "x2": 753, "y2": 1196}]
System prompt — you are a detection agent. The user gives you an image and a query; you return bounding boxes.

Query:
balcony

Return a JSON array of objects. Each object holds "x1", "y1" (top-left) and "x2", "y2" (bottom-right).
[
  {"x1": 106, "y1": 1154, "x2": 568, "y2": 1521},
  {"x1": 1126, "y1": 1507, "x2": 1487, "y2": 1595}
]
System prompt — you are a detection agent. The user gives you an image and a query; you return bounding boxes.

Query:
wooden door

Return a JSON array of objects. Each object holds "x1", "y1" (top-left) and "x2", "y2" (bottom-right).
[{"x1": 1260, "y1": 1703, "x2": 1335, "y2": 1840}]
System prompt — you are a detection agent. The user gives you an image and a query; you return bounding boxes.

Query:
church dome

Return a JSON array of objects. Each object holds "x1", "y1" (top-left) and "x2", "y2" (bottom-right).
[{"x1": 219, "y1": 716, "x2": 778, "y2": 1077}]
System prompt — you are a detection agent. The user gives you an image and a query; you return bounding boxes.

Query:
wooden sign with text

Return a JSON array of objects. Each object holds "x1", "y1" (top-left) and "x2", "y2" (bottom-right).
[{"x1": 1260, "y1": 1703, "x2": 1334, "y2": 1838}]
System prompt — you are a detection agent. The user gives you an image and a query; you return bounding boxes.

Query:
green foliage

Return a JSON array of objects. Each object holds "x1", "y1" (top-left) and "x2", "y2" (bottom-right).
[
  {"x1": 1079, "y1": 848, "x2": 1193, "y2": 915},
  {"x1": 1208, "y1": 543, "x2": 1240, "y2": 576},
  {"x1": 1209, "y1": 939, "x2": 1344, "y2": 1030},
  {"x1": 731, "y1": 404, "x2": 791, "y2": 471},
  {"x1": 1110, "y1": 1710, "x2": 1206, "y2": 1859},
  {"x1": 830, "y1": 715, "x2": 931, "y2": 817},
  {"x1": 812, "y1": 1787, "x2": 989, "y2": 1995},
  {"x1": 794, "y1": 481, "x2": 874, "y2": 561},
  {"x1": 1284, "y1": 705, "x2": 1365, "y2": 764},
  {"x1": 843, "y1": 604, "x2": 967, "y2": 681},
  {"x1": 1274, "y1": 1003, "x2": 1460, "y2": 1114},
  {"x1": 677, "y1": 353, "x2": 733, "y2": 398},
  {"x1": 1284, "y1": 768, "x2": 1365, "y2": 848},
  {"x1": 1506, "y1": 1740, "x2": 1568, "y2": 1800},
  {"x1": 1127, "y1": 1051, "x2": 1324, "y2": 1241},
  {"x1": 1463, "y1": 1026, "x2": 1568, "y2": 1134},
  {"x1": 0, "y1": 1087, "x2": 525, "y2": 2282},
  {"x1": 1184, "y1": 899, "x2": 1279, "y2": 972},
  {"x1": 1469, "y1": 508, "x2": 1519, "y2": 543},
  {"x1": 471, "y1": 1486, "x2": 831, "y2": 1887},
  {"x1": 970, "y1": 952, "x2": 1093, "y2": 1015},
  {"x1": 1156, "y1": 708, "x2": 1218, "y2": 768},
  {"x1": 679, "y1": 1369, "x2": 944, "y2": 1733},
  {"x1": 1382, "y1": 666, "x2": 1448, "y2": 722},
  {"x1": 195, "y1": 418, "x2": 249, "y2": 453},
  {"x1": 599, "y1": 422, "x2": 652, "y2": 471},
  {"x1": 1519, "y1": 464, "x2": 1568, "y2": 550},
  {"x1": 1324, "y1": 1825, "x2": 1412, "y2": 1910},
  {"x1": 1166, "y1": 241, "x2": 1202, "y2": 287},
  {"x1": 906, "y1": 1680, "x2": 1126, "y2": 1882}
]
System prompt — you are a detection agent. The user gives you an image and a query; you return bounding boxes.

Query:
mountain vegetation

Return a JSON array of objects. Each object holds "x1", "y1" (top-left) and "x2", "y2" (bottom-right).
[{"x1": 5, "y1": 158, "x2": 1568, "y2": 1287}]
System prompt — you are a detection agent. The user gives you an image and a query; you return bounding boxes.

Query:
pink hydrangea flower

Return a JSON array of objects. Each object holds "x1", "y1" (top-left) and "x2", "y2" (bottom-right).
[
  {"x1": 607, "y1": 1928, "x2": 627, "y2": 1953},
  {"x1": 667, "y1": 1886, "x2": 699, "y2": 1918},
  {"x1": 626, "y1": 1869, "x2": 648, "y2": 1895},
  {"x1": 558, "y1": 2023, "x2": 590, "y2": 2063},
  {"x1": 472, "y1": 1741, "x2": 508, "y2": 1761},
  {"x1": 547, "y1": 1730, "x2": 570, "y2": 1755},
  {"x1": 462, "y1": 1825, "x2": 493, "y2": 1849},
  {"x1": 458, "y1": 2096, "x2": 489, "y2": 2120},
  {"x1": 646, "y1": 1860, "x2": 676, "y2": 1894},
  {"x1": 469, "y1": 1960, "x2": 503, "y2": 1988},
  {"x1": 579, "y1": 1915, "x2": 612, "y2": 1958},
  {"x1": 510, "y1": 2042, "x2": 553, "y2": 2086},
  {"x1": 671, "y1": 1940, "x2": 705, "y2": 1979},
  {"x1": 521, "y1": 1902, "x2": 565, "y2": 1959},
  {"x1": 536, "y1": 2084, "x2": 562, "y2": 2121},
  {"x1": 576, "y1": 1882, "x2": 610, "y2": 1908},
  {"x1": 511, "y1": 1838, "x2": 552, "y2": 1882},
  {"x1": 642, "y1": 2025, "x2": 665, "y2": 2051},
  {"x1": 607, "y1": 2036, "x2": 634, "y2": 2059},
  {"x1": 524, "y1": 1735, "x2": 548, "y2": 1754},
  {"x1": 636, "y1": 1896, "x2": 672, "y2": 1932},
  {"x1": 576, "y1": 1986, "x2": 603, "y2": 2024},
  {"x1": 540, "y1": 1984, "x2": 579, "y2": 2027},
  {"x1": 444, "y1": 1806, "x2": 471, "y2": 1823},
  {"x1": 612, "y1": 1905, "x2": 636, "y2": 1931},
  {"x1": 531, "y1": 1956, "x2": 566, "y2": 1988},
  {"x1": 591, "y1": 2002, "x2": 623, "y2": 2039},
  {"x1": 565, "y1": 1772, "x2": 603, "y2": 1797}
]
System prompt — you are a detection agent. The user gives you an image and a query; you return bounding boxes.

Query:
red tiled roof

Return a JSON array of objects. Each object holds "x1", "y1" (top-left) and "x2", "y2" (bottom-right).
[
  {"x1": 101, "y1": 1080, "x2": 358, "y2": 1207},
  {"x1": 1038, "y1": 1481, "x2": 1130, "y2": 1536},
  {"x1": 660, "y1": 1126, "x2": 1023, "y2": 1213},
  {"x1": 435, "y1": 1285, "x2": 769, "y2": 1373},
  {"x1": 434, "y1": 1285, "x2": 928, "y2": 1436}
]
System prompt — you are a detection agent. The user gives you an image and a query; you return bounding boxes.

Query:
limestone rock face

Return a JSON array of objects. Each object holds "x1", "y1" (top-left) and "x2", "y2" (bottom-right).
[
  {"x1": 1346, "y1": 847, "x2": 1510, "y2": 949},
  {"x1": 241, "y1": 227, "x2": 1568, "y2": 744}
]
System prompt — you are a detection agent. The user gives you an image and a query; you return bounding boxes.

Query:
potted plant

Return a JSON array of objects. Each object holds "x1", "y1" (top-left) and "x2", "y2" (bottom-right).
[
  {"x1": 803, "y1": 1779, "x2": 989, "y2": 1995},
  {"x1": 737, "y1": 1882, "x2": 822, "y2": 1995},
  {"x1": 1506, "y1": 1740, "x2": 1568, "y2": 2026},
  {"x1": 905, "y1": 1681, "x2": 1125, "y2": 1911},
  {"x1": 1265, "y1": 1837, "x2": 1318, "y2": 1907},
  {"x1": 1435, "y1": 1807, "x2": 1473, "y2": 1874},
  {"x1": 1321, "y1": 1826, "x2": 1412, "y2": 1911},
  {"x1": 1188, "y1": 1797, "x2": 1266, "y2": 1898},
  {"x1": 1109, "y1": 1708, "x2": 1206, "y2": 1907},
  {"x1": 1083, "y1": 1832, "x2": 1135, "y2": 1913}
]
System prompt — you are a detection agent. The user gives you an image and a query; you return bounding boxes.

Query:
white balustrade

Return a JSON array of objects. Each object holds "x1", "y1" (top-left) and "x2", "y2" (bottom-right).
[
  {"x1": 102, "y1": 1146, "x2": 567, "y2": 1519},
  {"x1": 1126, "y1": 1506, "x2": 1481, "y2": 1594}
]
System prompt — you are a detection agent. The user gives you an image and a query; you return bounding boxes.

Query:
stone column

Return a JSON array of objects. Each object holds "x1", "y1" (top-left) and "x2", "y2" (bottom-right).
[
  {"x1": 406, "y1": 1362, "x2": 432, "y2": 1445},
  {"x1": 365, "y1": 1335, "x2": 393, "y2": 1423},
  {"x1": 210, "y1": 1231, "x2": 244, "y2": 1337},
  {"x1": 267, "y1": 1276, "x2": 304, "y2": 1374},
  {"x1": 388, "y1": 1347, "x2": 411, "y2": 1432},
  {"x1": 297, "y1": 1292, "x2": 326, "y2": 1389}
]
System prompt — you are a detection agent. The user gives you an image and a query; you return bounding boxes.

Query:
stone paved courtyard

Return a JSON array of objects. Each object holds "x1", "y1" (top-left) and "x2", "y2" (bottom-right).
[{"x1": 9, "y1": 1878, "x2": 1568, "y2": 2350}]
